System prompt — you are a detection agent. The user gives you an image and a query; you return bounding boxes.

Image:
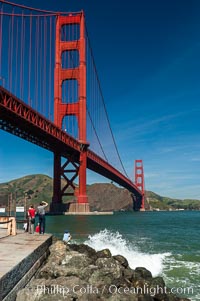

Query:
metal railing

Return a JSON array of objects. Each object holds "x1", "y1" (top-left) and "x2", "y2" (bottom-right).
[{"x1": 0, "y1": 217, "x2": 16, "y2": 236}]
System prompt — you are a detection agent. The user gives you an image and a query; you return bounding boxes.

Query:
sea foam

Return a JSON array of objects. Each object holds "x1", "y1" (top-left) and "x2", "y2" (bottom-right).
[{"x1": 84, "y1": 229, "x2": 170, "y2": 277}]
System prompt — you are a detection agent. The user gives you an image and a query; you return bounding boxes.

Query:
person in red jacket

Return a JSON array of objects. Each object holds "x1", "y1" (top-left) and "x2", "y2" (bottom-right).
[{"x1": 28, "y1": 205, "x2": 36, "y2": 234}]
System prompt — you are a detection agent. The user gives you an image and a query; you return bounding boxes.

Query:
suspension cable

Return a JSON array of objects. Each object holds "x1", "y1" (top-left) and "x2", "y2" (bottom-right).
[
  {"x1": 85, "y1": 25, "x2": 129, "y2": 178},
  {"x1": 0, "y1": 0, "x2": 81, "y2": 15}
]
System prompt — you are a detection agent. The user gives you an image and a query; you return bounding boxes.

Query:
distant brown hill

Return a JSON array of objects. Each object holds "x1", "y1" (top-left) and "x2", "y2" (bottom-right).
[
  {"x1": 0, "y1": 175, "x2": 134, "y2": 211},
  {"x1": 87, "y1": 183, "x2": 133, "y2": 211},
  {"x1": 0, "y1": 174, "x2": 199, "y2": 211}
]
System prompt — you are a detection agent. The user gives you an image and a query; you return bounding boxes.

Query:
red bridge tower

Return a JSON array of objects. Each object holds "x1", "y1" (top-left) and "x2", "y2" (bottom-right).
[
  {"x1": 135, "y1": 160, "x2": 145, "y2": 211},
  {"x1": 52, "y1": 12, "x2": 89, "y2": 212}
]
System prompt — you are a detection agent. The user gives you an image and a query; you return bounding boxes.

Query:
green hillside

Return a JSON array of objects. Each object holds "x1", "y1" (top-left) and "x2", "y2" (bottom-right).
[
  {"x1": 0, "y1": 174, "x2": 54, "y2": 207},
  {"x1": 145, "y1": 191, "x2": 200, "y2": 210},
  {"x1": 0, "y1": 174, "x2": 199, "y2": 211}
]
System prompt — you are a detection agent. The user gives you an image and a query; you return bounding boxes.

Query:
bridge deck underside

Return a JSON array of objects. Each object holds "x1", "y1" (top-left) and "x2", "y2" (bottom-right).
[{"x1": 0, "y1": 87, "x2": 142, "y2": 200}]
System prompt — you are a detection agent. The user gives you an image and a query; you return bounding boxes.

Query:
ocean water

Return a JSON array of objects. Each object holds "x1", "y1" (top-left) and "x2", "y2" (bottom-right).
[{"x1": 45, "y1": 211, "x2": 200, "y2": 300}]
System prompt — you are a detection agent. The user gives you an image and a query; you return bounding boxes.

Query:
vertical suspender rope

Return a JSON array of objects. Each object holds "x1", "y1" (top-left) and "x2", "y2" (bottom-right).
[
  {"x1": 7, "y1": 16, "x2": 11, "y2": 90},
  {"x1": 35, "y1": 16, "x2": 39, "y2": 110},
  {"x1": 39, "y1": 17, "x2": 43, "y2": 113},
  {"x1": 15, "y1": 18, "x2": 18, "y2": 95},
  {"x1": 28, "y1": 13, "x2": 32, "y2": 106},
  {"x1": 72, "y1": 23, "x2": 74, "y2": 137},
  {"x1": 0, "y1": 3, "x2": 3, "y2": 78},
  {"x1": 22, "y1": 14, "x2": 26, "y2": 101},
  {"x1": 20, "y1": 11, "x2": 24, "y2": 99},
  {"x1": 67, "y1": 28, "x2": 69, "y2": 131},
  {"x1": 71, "y1": 28, "x2": 75, "y2": 136},
  {"x1": 48, "y1": 15, "x2": 52, "y2": 120},
  {"x1": 10, "y1": 8, "x2": 14, "y2": 91},
  {"x1": 43, "y1": 16, "x2": 47, "y2": 115},
  {"x1": 42, "y1": 16, "x2": 44, "y2": 114},
  {"x1": 86, "y1": 27, "x2": 129, "y2": 177},
  {"x1": 34, "y1": 16, "x2": 37, "y2": 108},
  {"x1": 65, "y1": 26, "x2": 69, "y2": 134}
]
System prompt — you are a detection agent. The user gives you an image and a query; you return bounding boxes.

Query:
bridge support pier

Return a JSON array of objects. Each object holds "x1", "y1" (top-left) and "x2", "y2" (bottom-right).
[
  {"x1": 50, "y1": 149, "x2": 90, "y2": 213},
  {"x1": 132, "y1": 194, "x2": 142, "y2": 211},
  {"x1": 78, "y1": 145, "x2": 88, "y2": 204},
  {"x1": 68, "y1": 203, "x2": 90, "y2": 213},
  {"x1": 68, "y1": 146, "x2": 90, "y2": 213},
  {"x1": 52, "y1": 152, "x2": 61, "y2": 204}
]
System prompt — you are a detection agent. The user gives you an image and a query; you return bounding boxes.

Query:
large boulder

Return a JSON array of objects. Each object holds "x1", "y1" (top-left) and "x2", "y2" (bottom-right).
[
  {"x1": 16, "y1": 241, "x2": 191, "y2": 301},
  {"x1": 113, "y1": 254, "x2": 129, "y2": 268},
  {"x1": 135, "y1": 267, "x2": 152, "y2": 279}
]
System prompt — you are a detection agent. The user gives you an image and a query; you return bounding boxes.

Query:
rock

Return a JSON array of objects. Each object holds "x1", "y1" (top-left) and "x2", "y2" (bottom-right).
[
  {"x1": 150, "y1": 277, "x2": 165, "y2": 288},
  {"x1": 61, "y1": 251, "x2": 93, "y2": 268},
  {"x1": 107, "y1": 293, "x2": 138, "y2": 301},
  {"x1": 16, "y1": 289, "x2": 39, "y2": 301},
  {"x1": 37, "y1": 263, "x2": 66, "y2": 279},
  {"x1": 110, "y1": 276, "x2": 132, "y2": 289},
  {"x1": 95, "y1": 257, "x2": 122, "y2": 278},
  {"x1": 113, "y1": 255, "x2": 129, "y2": 268},
  {"x1": 122, "y1": 267, "x2": 135, "y2": 281},
  {"x1": 68, "y1": 243, "x2": 97, "y2": 259},
  {"x1": 96, "y1": 249, "x2": 112, "y2": 259},
  {"x1": 47, "y1": 240, "x2": 68, "y2": 265},
  {"x1": 16, "y1": 240, "x2": 191, "y2": 301},
  {"x1": 138, "y1": 295, "x2": 155, "y2": 301},
  {"x1": 132, "y1": 270, "x2": 144, "y2": 281},
  {"x1": 87, "y1": 257, "x2": 124, "y2": 297},
  {"x1": 16, "y1": 276, "x2": 98, "y2": 301},
  {"x1": 135, "y1": 267, "x2": 153, "y2": 279},
  {"x1": 152, "y1": 293, "x2": 169, "y2": 301}
]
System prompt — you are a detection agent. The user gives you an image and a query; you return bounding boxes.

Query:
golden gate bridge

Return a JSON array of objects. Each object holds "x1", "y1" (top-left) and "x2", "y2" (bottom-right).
[{"x1": 0, "y1": 0, "x2": 145, "y2": 212}]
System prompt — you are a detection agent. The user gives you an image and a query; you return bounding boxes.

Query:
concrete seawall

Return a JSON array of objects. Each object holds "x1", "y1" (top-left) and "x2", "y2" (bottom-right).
[{"x1": 0, "y1": 232, "x2": 52, "y2": 301}]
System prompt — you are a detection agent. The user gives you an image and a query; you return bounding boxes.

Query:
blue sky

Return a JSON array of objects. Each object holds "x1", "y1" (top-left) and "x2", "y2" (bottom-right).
[{"x1": 0, "y1": 0, "x2": 200, "y2": 199}]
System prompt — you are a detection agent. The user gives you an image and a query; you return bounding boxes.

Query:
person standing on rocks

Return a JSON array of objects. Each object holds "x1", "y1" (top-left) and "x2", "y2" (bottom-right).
[{"x1": 37, "y1": 201, "x2": 48, "y2": 234}]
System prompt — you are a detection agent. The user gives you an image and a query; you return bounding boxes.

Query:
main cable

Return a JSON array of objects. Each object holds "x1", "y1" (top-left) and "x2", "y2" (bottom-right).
[{"x1": 85, "y1": 24, "x2": 129, "y2": 179}]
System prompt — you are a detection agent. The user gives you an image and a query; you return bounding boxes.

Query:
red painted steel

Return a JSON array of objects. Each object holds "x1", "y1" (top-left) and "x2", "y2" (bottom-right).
[
  {"x1": 135, "y1": 160, "x2": 145, "y2": 210},
  {"x1": 0, "y1": 87, "x2": 143, "y2": 200},
  {"x1": 0, "y1": 3, "x2": 145, "y2": 209},
  {"x1": 0, "y1": 87, "x2": 81, "y2": 153},
  {"x1": 54, "y1": 12, "x2": 88, "y2": 204}
]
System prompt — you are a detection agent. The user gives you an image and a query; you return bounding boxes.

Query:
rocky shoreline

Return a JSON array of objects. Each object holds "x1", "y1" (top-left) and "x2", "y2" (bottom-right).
[{"x1": 16, "y1": 239, "x2": 190, "y2": 301}]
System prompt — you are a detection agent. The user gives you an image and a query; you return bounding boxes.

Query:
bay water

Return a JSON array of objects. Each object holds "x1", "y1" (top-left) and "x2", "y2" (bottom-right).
[{"x1": 44, "y1": 211, "x2": 200, "y2": 300}]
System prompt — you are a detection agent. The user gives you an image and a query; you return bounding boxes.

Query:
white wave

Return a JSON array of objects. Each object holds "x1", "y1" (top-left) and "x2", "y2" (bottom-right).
[{"x1": 84, "y1": 229, "x2": 170, "y2": 277}]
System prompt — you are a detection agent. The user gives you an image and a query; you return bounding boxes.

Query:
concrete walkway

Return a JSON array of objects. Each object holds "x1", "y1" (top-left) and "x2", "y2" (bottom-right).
[
  {"x1": 0, "y1": 232, "x2": 51, "y2": 277},
  {"x1": 0, "y1": 231, "x2": 52, "y2": 301},
  {"x1": 0, "y1": 228, "x2": 8, "y2": 239}
]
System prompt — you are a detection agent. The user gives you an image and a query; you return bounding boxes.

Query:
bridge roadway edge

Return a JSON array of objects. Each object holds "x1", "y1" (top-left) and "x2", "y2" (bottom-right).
[
  {"x1": 0, "y1": 86, "x2": 143, "y2": 202},
  {"x1": 0, "y1": 232, "x2": 52, "y2": 301}
]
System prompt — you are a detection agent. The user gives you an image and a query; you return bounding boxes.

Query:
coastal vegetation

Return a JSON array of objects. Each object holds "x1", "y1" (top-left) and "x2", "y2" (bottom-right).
[{"x1": 0, "y1": 174, "x2": 199, "y2": 211}]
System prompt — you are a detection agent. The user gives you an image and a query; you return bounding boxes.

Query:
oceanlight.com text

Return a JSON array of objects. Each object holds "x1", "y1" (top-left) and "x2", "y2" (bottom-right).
[{"x1": 36, "y1": 284, "x2": 194, "y2": 297}]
